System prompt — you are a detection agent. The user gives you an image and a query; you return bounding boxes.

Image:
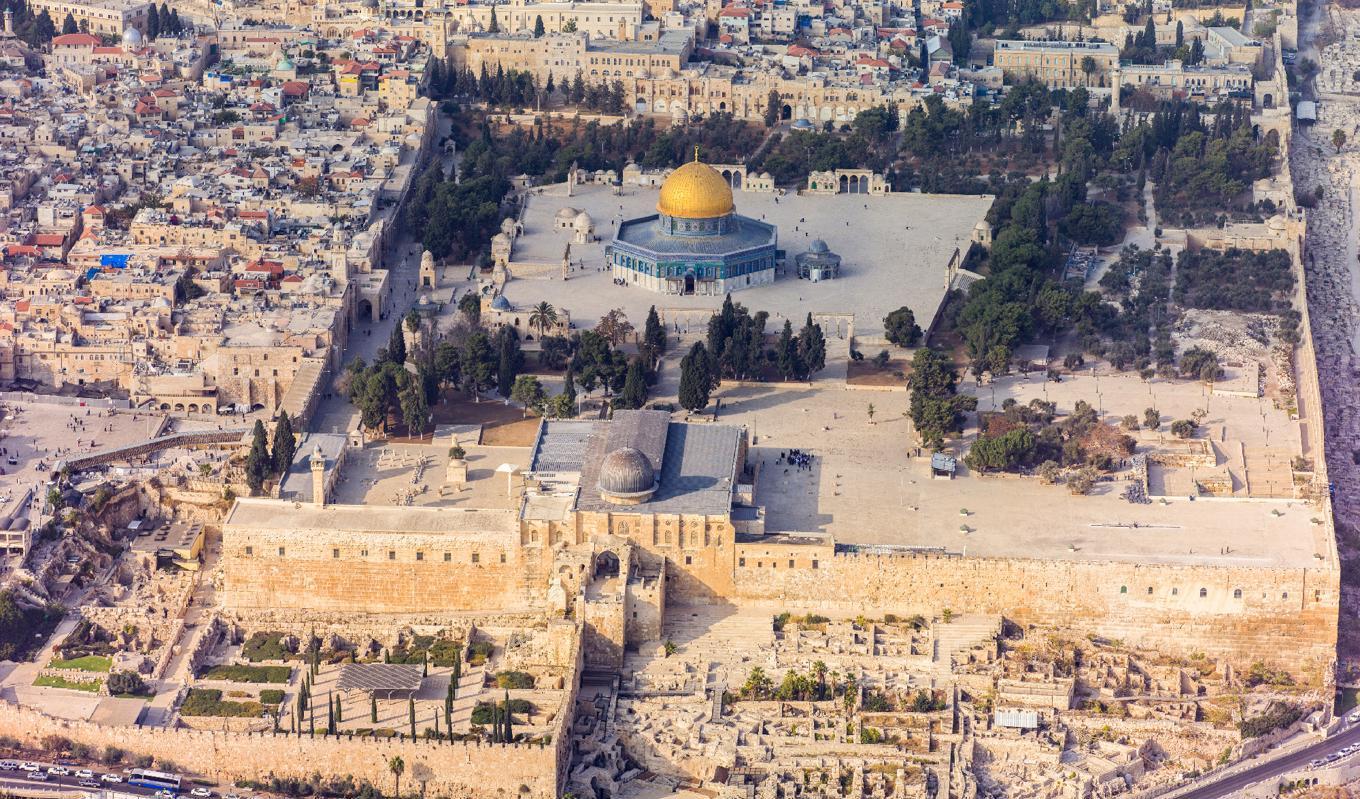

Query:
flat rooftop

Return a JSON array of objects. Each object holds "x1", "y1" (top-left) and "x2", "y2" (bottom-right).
[
  {"x1": 502, "y1": 183, "x2": 991, "y2": 337},
  {"x1": 225, "y1": 498, "x2": 517, "y2": 537},
  {"x1": 715, "y1": 369, "x2": 1327, "y2": 570}
]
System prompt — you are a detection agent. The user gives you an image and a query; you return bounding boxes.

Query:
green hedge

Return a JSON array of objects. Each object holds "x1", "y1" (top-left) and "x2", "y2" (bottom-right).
[
  {"x1": 259, "y1": 689, "x2": 285, "y2": 705},
  {"x1": 180, "y1": 688, "x2": 265, "y2": 718},
  {"x1": 202, "y1": 664, "x2": 291, "y2": 683}
]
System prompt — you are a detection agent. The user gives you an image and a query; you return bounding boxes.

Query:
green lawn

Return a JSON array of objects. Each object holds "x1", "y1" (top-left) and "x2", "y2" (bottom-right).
[
  {"x1": 34, "y1": 674, "x2": 103, "y2": 692},
  {"x1": 49, "y1": 655, "x2": 112, "y2": 672},
  {"x1": 201, "y1": 664, "x2": 292, "y2": 683}
]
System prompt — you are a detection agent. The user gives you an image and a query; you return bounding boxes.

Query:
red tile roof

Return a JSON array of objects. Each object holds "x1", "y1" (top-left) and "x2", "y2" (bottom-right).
[{"x1": 52, "y1": 33, "x2": 100, "y2": 47}]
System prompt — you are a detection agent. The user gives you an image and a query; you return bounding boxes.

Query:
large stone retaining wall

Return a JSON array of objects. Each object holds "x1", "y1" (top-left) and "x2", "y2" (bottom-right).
[
  {"x1": 728, "y1": 550, "x2": 1339, "y2": 678},
  {"x1": 59, "y1": 429, "x2": 247, "y2": 473}
]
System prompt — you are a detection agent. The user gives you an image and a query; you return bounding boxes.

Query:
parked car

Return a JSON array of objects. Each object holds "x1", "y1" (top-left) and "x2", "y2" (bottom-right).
[
  {"x1": 190, "y1": 788, "x2": 213, "y2": 797},
  {"x1": 47, "y1": 766, "x2": 70, "y2": 776},
  {"x1": 28, "y1": 771, "x2": 48, "y2": 781},
  {"x1": 19, "y1": 762, "x2": 40, "y2": 772},
  {"x1": 80, "y1": 780, "x2": 100, "y2": 788},
  {"x1": 101, "y1": 773, "x2": 123, "y2": 783},
  {"x1": 75, "y1": 769, "x2": 93, "y2": 779},
  {"x1": 0, "y1": 761, "x2": 16, "y2": 771}
]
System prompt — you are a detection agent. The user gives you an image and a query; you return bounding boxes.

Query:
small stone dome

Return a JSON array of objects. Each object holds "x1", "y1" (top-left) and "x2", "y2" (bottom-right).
[
  {"x1": 808, "y1": 238, "x2": 829, "y2": 253},
  {"x1": 573, "y1": 211, "x2": 593, "y2": 231},
  {"x1": 598, "y1": 447, "x2": 656, "y2": 503},
  {"x1": 121, "y1": 26, "x2": 144, "y2": 46},
  {"x1": 555, "y1": 206, "x2": 578, "y2": 221},
  {"x1": 491, "y1": 294, "x2": 512, "y2": 311}
]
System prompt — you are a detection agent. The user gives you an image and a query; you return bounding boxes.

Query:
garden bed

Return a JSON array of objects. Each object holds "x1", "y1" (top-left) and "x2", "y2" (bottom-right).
[
  {"x1": 201, "y1": 664, "x2": 292, "y2": 683},
  {"x1": 180, "y1": 688, "x2": 265, "y2": 718}
]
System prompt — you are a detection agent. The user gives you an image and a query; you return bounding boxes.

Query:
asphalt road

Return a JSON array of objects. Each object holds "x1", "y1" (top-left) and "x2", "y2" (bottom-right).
[
  {"x1": 0, "y1": 759, "x2": 230, "y2": 799},
  {"x1": 1176, "y1": 723, "x2": 1360, "y2": 799}
]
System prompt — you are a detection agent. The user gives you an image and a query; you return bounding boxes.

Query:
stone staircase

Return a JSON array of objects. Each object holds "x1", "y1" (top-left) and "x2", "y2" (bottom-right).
[
  {"x1": 931, "y1": 614, "x2": 1001, "y2": 674},
  {"x1": 662, "y1": 606, "x2": 775, "y2": 663}
]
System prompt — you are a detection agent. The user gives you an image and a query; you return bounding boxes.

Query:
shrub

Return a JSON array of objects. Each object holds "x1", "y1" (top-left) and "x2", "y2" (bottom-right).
[
  {"x1": 180, "y1": 688, "x2": 265, "y2": 718},
  {"x1": 466, "y1": 641, "x2": 494, "y2": 666},
  {"x1": 470, "y1": 699, "x2": 534, "y2": 724},
  {"x1": 1170, "y1": 419, "x2": 1198, "y2": 439},
  {"x1": 202, "y1": 664, "x2": 292, "y2": 683},
  {"x1": 494, "y1": 671, "x2": 535, "y2": 689},
  {"x1": 259, "y1": 689, "x2": 285, "y2": 705},
  {"x1": 107, "y1": 671, "x2": 147, "y2": 696},
  {"x1": 1239, "y1": 701, "x2": 1305, "y2": 738},
  {"x1": 240, "y1": 632, "x2": 294, "y2": 662}
]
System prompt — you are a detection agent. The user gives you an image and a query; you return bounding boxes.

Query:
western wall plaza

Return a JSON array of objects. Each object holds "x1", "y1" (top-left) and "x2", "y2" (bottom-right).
[{"x1": 4, "y1": 0, "x2": 1360, "y2": 795}]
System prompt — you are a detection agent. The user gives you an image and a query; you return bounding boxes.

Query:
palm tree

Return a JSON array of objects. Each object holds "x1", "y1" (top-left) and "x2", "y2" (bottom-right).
[
  {"x1": 389, "y1": 755, "x2": 405, "y2": 799},
  {"x1": 528, "y1": 301, "x2": 557, "y2": 339},
  {"x1": 1080, "y1": 55, "x2": 1097, "y2": 87}
]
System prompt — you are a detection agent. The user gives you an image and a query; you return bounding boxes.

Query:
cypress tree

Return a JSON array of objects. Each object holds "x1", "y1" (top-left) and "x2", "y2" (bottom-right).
[
  {"x1": 496, "y1": 328, "x2": 520, "y2": 398},
  {"x1": 327, "y1": 694, "x2": 335, "y2": 735},
  {"x1": 490, "y1": 701, "x2": 499, "y2": 743},
  {"x1": 422, "y1": 651, "x2": 428, "y2": 677},
  {"x1": 271, "y1": 410, "x2": 296, "y2": 476},
  {"x1": 60, "y1": 12, "x2": 75, "y2": 33},
  {"x1": 643, "y1": 305, "x2": 666, "y2": 363},
  {"x1": 798, "y1": 314, "x2": 826, "y2": 377},
  {"x1": 562, "y1": 366, "x2": 577, "y2": 414},
  {"x1": 389, "y1": 323, "x2": 407, "y2": 365},
  {"x1": 503, "y1": 689, "x2": 513, "y2": 742},
  {"x1": 489, "y1": 4, "x2": 499, "y2": 32},
  {"x1": 371, "y1": 694, "x2": 378, "y2": 724},
  {"x1": 146, "y1": 3, "x2": 159, "y2": 38},
  {"x1": 409, "y1": 695, "x2": 416, "y2": 738},
  {"x1": 335, "y1": 693, "x2": 342, "y2": 724},
  {"x1": 452, "y1": 650, "x2": 461, "y2": 698},
  {"x1": 678, "y1": 342, "x2": 711, "y2": 413},
  {"x1": 618, "y1": 358, "x2": 647, "y2": 410},
  {"x1": 533, "y1": 14, "x2": 544, "y2": 36},
  {"x1": 245, "y1": 419, "x2": 270, "y2": 492}
]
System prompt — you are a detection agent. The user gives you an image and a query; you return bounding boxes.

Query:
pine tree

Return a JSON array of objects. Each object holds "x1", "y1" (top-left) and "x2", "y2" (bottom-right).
[
  {"x1": 146, "y1": 3, "x2": 159, "y2": 38},
  {"x1": 388, "y1": 323, "x2": 407, "y2": 365},
  {"x1": 60, "y1": 12, "x2": 75, "y2": 33},
  {"x1": 678, "y1": 342, "x2": 711, "y2": 413},
  {"x1": 618, "y1": 358, "x2": 647, "y2": 410},
  {"x1": 798, "y1": 314, "x2": 826, "y2": 377},
  {"x1": 245, "y1": 419, "x2": 270, "y2": 493},
  {"x1": 271, "y1": 410, "x2": 295, "y2": 476}
]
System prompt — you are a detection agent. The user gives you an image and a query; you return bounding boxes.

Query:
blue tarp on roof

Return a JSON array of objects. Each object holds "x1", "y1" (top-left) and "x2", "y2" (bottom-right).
[
  {"x1": 100, "y1": 254, "x2": 130, "y2": 268},
  {"x1": 85, "y1": 268, "x2": 100, "y2": 282}
]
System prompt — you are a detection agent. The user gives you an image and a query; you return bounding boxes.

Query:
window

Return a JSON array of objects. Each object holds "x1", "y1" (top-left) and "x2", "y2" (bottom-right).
[
  {"x1": 332, "y1": 548, "x2": 340, "y2": 559},
  {"x1": 500, "y1": 553, "x2": 507, "y2": 563},
  {"x1": 278, "y1": 547, "x2": 285, "y2": 556},
  {"x1": 1233, "y1": 588, "x2": 1242, "y2": 599},
  {"x1": 1146, "y1": 586, "x2": 1153, "y2": 595},
  {"x1": 1282, "y1": 592, "x2": 1288, "y2": 599},
  {"x1": 1171, "y1": 587, "x2": 1179, "y2": 596},
  {"x1": 388, "y1": 551, "x2": 396, "y2": 560},
  {"x1": 472, "y1": 553, "x2": 480, "y2": 563},
  {"x1": 1199, "y1": 588, "x2": 1207, "y2": 598},
  {"x1": 416, "y1": 551, "x2": 424, "y2": 561},
  {"x1": 444, "y1": 552, "x2": 451, "y2": 562},
  {"x1": 685, "y1": 555, "x2": 692, "y2": 565},
  {"x1": 739, "y1": 557, "x2": 745, "y2": 567},
  {"x1": 244, "y1": 546, "x2": 253, "y2": 556},
  {"x1": 360, "y1": 549, "x2": 368, "y2": 557},
  {"x1": 811, "y1": 560, "x2": 818, "y2": 569},
  {"x1": 789, "y1": 560, "x2": 795, "y2": 568},
  {"x1": 1119, "y1": 585, "x2": 1127, "y2": 594}
]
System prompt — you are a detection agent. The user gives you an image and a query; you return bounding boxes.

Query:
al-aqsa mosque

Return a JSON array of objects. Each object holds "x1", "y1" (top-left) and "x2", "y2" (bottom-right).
[{"x1": 606, "y1": 154, "x2": 778, "y2": 295}]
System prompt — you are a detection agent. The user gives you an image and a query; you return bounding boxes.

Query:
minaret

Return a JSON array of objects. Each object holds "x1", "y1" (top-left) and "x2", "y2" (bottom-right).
[
  {"x1": 310, "y1": 444, "x2": 326, "y2": 506},
  {"x1": 2, "y1": 10, "x2": 14, "y2": 38}
]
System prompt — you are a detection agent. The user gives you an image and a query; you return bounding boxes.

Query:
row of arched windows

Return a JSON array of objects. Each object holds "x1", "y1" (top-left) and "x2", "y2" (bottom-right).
[{"x1": 1119, "y1": 585, "x2": 1310, "y2": 601}]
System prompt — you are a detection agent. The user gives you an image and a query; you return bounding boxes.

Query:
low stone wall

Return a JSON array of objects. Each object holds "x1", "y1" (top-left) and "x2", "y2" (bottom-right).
[
  {"x1": 59, "y1": 429, "x2": 247, "y2": 473},
  {"x1": 0, "y1": 700, "x2": 562, "y2": 799}
]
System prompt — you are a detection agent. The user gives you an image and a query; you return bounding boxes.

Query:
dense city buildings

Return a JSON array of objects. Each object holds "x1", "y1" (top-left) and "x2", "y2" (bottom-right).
[{"x1": 0, "y1": 0, "x2": 1353, "y2": 796}]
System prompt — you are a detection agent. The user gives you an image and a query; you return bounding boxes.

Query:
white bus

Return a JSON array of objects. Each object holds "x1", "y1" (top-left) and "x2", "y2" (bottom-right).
[{"x1": 128, "y1": 769, "x2": 182, "y2": 792}]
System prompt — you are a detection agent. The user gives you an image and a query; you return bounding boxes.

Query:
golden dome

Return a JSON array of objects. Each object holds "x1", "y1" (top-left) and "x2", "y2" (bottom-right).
[{"x1": 657, "y1": 158, "x2": 734, "y2": 220}]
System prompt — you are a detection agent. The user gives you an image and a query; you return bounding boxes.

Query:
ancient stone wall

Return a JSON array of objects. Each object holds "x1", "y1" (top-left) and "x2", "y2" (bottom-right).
[
  {"x1": 0, "y1": 701, "x2": 561, "y2": 799},
  {"x1": 726, "y1": 550, "x2": 1339, "y2": 678},
  {"x1": 220, "y1": 526, "x2": 549, "y2": 614}
]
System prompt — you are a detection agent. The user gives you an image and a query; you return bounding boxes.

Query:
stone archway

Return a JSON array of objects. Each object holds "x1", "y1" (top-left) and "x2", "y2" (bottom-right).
[
  {"x1": 357, "y1": 299, "x2": 373, "y2": 321},
  {"x1": 594, "y1": 551, "x2": 620, "y2": 578},
  {"x1": 781, "y1": 103, "x2": 792, "y2": 120}
]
